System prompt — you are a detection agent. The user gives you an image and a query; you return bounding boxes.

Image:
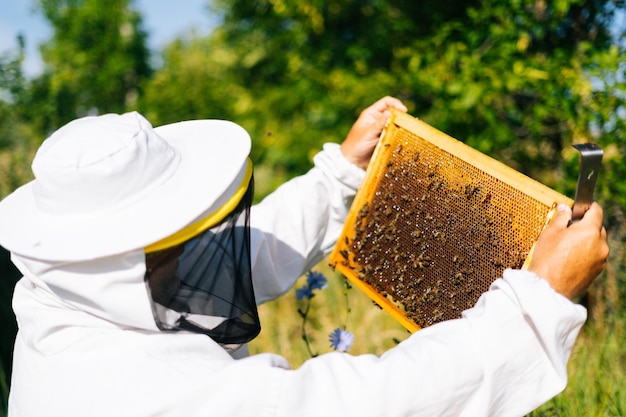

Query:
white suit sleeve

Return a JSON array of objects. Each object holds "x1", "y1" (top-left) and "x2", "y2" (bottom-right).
[
  {"x1": 251, "y1": 269, "x2": 586, "y2": 417},
  {"x1": 250, "y1": 143, "x2": 364, "y2": 303}
]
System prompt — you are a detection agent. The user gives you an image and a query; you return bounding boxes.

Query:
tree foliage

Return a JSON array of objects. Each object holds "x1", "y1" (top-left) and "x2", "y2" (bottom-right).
[{"x1": 21, "y1": 0, "x2": 152, "y2": 135}]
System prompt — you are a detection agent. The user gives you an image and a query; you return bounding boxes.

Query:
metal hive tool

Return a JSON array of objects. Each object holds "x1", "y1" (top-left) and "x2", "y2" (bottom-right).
[{"x1": 329, "y1": 109, "x2": 577, "y2": 332}]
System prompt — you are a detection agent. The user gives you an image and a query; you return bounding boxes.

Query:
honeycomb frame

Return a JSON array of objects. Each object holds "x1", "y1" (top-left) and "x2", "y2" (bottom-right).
[{"x1": 329, "y1": 109, "x2": 573, "y2": 332}]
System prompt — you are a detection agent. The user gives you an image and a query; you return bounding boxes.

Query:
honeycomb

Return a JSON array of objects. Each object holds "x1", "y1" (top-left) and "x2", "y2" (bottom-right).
[{"x1": 330, "y1": 110, "x2": 572, "y2": 332}]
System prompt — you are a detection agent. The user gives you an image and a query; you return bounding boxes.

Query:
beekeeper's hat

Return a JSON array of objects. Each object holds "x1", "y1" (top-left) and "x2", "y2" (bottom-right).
[{"x1": 0, "y1": 111, "x2": 252, "y2": 261}]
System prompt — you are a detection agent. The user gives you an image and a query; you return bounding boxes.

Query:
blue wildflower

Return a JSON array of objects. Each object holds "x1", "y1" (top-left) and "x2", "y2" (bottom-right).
[
  {"x1": 306, "y1": 271, "x2": 328, "y2": 291},
  {"x1": 329, "y1": 328, "x2": 354, "y2": 352},
  {"x1": 295, "y1": 285, "x2": 314, "y2": 301}
]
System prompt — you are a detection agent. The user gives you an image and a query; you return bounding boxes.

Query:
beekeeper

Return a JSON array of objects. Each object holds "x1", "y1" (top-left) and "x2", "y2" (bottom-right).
[{"x1": 0, "y1": 97, "x2": 608, "y2": 417}]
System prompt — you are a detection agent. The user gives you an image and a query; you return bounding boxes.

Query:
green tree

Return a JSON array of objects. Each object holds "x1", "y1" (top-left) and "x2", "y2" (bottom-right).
[{"x1": 21, "y1": 0, "x2": 152, "y2": 135}]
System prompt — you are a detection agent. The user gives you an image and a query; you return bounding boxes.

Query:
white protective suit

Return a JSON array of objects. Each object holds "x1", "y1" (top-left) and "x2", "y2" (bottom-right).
[{"x1": 8, "y1": 143, "x2": 586, "y2": 417}]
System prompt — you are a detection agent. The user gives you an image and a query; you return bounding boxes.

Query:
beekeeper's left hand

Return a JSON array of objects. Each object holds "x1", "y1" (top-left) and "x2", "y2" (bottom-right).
[{"x1": 340, "y1": 96, "x2": 407, "y2": 170}]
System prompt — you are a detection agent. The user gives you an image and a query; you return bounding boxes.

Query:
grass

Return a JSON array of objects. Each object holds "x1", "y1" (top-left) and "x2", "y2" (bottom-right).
[{"x1": 529, "y1": 318, "x2": 626, "y2": 417}]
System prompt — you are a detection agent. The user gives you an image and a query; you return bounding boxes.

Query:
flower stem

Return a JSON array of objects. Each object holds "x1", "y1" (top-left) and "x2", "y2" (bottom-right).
[
  {"x1": 343, "y1": 279, "x2": 352, "y2": 330},
  {"x1": 299, "y1": 300, "x2": 317, "y2": 358}
]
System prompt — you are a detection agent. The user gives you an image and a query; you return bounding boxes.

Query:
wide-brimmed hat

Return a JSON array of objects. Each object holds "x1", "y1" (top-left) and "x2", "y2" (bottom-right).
[{"x1": 0, "y1": 111, "x2": 251, "y2": 262}]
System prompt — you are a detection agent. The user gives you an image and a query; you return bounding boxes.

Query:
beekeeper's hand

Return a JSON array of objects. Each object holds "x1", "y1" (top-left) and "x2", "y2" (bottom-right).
[
  {"x1": 340, "y1": 96, "x2": 407, "y2": 170},
  {"x1": 529, "y1": 202, "x2": 609, "y2": 300}
]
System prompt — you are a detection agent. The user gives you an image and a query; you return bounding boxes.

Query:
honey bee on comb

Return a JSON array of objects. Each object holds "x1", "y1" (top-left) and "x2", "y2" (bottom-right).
[{"x1": 330, "y1": 109, "x2": 572, "y2": 332}]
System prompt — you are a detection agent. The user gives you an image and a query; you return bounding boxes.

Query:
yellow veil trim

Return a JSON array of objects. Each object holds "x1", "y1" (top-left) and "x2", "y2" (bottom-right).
[{"x1": 144, "y1": 159, "x2": 252, "y2": 253}]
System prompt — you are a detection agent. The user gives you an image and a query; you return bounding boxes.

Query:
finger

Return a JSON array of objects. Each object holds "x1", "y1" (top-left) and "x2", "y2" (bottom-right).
[
  {"x1": 578, "y1": 202, "x2": 604, "y2": 231},
  {"x1": 369, "y1": 96, "x2": 408, "y2": 113},
  {"x1": 357, "y1": 108, "x2": 386, "y2": 128},
  {"x1": 549, "y1": 203, "x2": 573, "y2": 229}
]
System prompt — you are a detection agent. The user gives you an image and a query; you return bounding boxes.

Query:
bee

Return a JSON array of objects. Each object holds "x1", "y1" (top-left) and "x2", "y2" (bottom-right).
[
  {"x1": 432, "y1": 230, "x2": 446, "y2": 240},
  {"x1": 453, "y1": 272, "x2": 465, "y2": 285},
  {"x1": 357, "y1": 202, "x2": 370, "y2": 219},
  {"x1": 432, "y1": 309, "x2": 444, "y2": 322},
  {"x1": 413, "y1": 258, "x2": 430, "y2": 269},
  {"x1": 464, "y1": 184, "x2": 482, "y2": 199},
  {"x1": 428, "y1": 180, "x2": 443, "y2": 190}
]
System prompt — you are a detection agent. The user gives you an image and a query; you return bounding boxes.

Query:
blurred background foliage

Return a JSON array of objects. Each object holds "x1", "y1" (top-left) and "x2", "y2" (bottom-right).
[{"x1": 0, "y1": 0, "x2": 624, "y2": 415}]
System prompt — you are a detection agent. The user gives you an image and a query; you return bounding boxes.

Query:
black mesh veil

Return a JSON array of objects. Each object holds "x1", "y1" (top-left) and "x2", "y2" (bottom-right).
[{"x1": 145, "y1": 176, "x2": 260, "y2": 346}]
